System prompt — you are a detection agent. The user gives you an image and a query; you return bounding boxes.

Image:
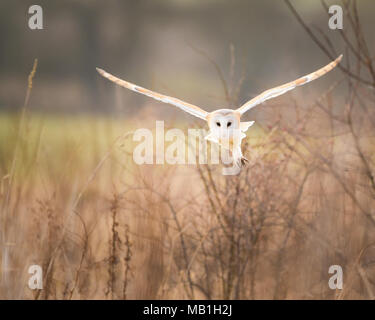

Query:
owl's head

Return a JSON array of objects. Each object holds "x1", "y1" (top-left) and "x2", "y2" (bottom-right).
[{"x1": 207, "y1": 109, "x2": 241, "y2": 137}]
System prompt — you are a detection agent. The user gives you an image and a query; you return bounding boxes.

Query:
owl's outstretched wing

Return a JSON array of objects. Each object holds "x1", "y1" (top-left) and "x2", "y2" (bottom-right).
[
  {"x1": 96, "y1": 68, "x2": 209, "y2": 120},
  {"x1": 236, "y1": 55, "x2": 342, "y2": 116}
]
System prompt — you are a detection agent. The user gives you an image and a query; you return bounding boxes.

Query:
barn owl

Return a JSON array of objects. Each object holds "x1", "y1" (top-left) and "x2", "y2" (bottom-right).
[{"x1": 96, "y1": 54, "x2": 342, "y2": 171}]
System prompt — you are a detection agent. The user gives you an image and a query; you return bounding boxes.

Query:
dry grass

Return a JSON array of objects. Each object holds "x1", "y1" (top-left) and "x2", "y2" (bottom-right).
[{"x1": 1, "y1": 0, "x2": 375, "y2": 300}]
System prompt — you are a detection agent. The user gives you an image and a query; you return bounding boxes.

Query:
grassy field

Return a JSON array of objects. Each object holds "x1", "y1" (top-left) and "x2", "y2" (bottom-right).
[
  {"x1": 0, "y1": 102, "x2": 374, "y2": 299},
  {"x1": 1, "y1": 1, "x2": 375, "y2": 298}
]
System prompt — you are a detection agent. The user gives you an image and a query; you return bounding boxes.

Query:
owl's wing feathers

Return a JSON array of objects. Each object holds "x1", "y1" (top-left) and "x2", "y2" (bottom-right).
[
  {"x1": 236, "y1": 55, "x2": 343, "y2": 115},
  {"x1": 96, "y1": 68, "x2": 209, "y2": 120},
  {"x1": 240, "y1": 121, "x2": 255, "y2": 132}
]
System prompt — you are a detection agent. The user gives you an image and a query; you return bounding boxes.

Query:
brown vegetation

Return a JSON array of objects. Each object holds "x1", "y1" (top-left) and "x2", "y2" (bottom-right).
[{"x1": 0, "y1": 0, "x2": 375, "y2": 299}]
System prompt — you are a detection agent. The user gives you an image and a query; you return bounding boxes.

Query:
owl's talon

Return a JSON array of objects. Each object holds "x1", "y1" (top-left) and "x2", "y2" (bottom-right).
[{"x1": 240, "y1": 157, "x2": 249, "y2": 167}]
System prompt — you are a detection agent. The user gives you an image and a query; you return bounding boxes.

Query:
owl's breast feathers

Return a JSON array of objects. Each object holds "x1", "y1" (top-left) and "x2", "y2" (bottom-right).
[
  {"x1": 205, "y1": 120, "x2": 255, "y2": 149},
  {"x1": 205, "y1": 133, "x2": 242, "y2": 150}
]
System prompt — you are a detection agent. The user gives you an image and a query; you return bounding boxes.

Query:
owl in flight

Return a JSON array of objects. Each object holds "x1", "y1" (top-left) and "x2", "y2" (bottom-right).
[{"x1": 97, "y1": 54, "x2": 342, "y2": 171}]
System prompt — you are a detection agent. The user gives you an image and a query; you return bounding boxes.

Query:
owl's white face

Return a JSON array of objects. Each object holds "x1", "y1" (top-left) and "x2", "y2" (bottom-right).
[{"x1": 208, "y1": 109, "x2": 240, "y2": 139}]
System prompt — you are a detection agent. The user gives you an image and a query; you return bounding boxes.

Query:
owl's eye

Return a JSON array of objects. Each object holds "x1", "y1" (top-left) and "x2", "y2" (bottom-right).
[
  {"x1": 227, "y1": 122, "x2": 232, "y2": 127},
  {"x1": 216, "y1": 122, "x2": 221, "y2": 127}
]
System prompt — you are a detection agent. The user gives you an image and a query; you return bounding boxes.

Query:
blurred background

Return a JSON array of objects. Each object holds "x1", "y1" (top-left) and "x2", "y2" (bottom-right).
[
  {"x1": 1, "y1": 0, "x2": 375, "y2": 300},
  {"x1": 0, "y1": 0, "x2": 373, "y2": 116}
]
